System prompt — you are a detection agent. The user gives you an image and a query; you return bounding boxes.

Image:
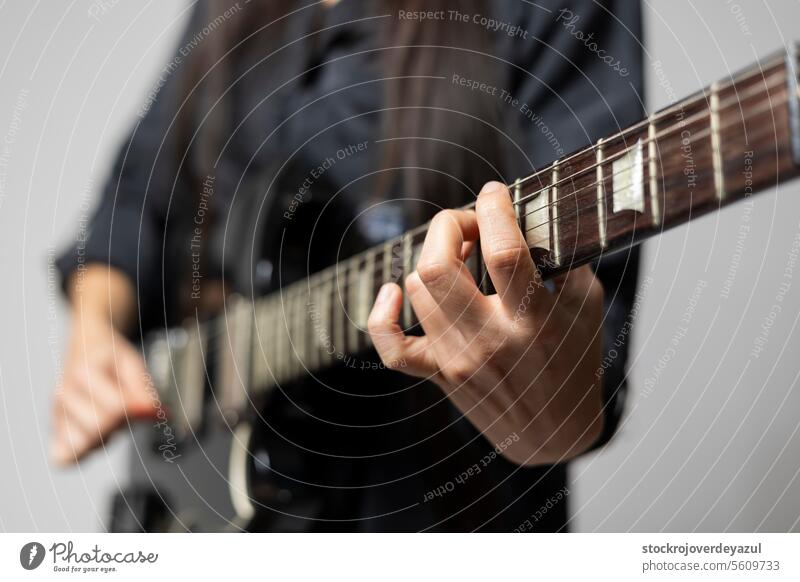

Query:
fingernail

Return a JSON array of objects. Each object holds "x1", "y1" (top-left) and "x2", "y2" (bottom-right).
[
  {"x1": 375, "y1": 284, "x2": 393, "y2": 306},
  {"x1": 480, "y1": 181, "x2": 506, "y2": 195}
]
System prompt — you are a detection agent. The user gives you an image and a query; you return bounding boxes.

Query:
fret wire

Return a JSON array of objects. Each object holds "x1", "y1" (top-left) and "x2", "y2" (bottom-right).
[
  {"x1": 274, "y1": 297, "x2": 284, "y2": 383},
  {"x1": 510, "y1": 56, "x2": 786, "y2": 194},
  {"x1": 514, "y1": 72, "x2": 788, "y2": 208},
  {"x1": 647, "y1": 115, "x2": 661, "y2": 226},
  {"x1": 267, "y1": 298, "x2": 277, "y2": 383},
  {"x1": 267, "y1": 88, "x2": 788, "y2": 312},
  {"x1": 321, "y1": 278, "x2": 332, "y2": 364},
  {"x1": 347, "y1": 257, "x2": 360, "y2": 353},
  {"x1": 710, "y1": 81, "x2": 726, "y2": 200},
  {"x1": 286, "y1": 292, "x2": 296, "y2": 378},
  {"x1": 382, "y1": 240, "x2": 392, "y2": 284},
  {"x1": 245, "y1": 63, "x2": 793, "y2": 341},
  {"x1": 273, "y1": 297, "x2": 282, "y2": 379},
  {"x1": 226, "y1": 60, "x2": 793, "y2": 346},
  {"x1": 524, "y1": 98, "x2": 792, "y2": 232},
  {"x1": 596, "y1": 138, "x2": 607, "y2": 248},
  {"x1": 293, "y1": 291, "x2": 303, "y2": 376},
  {"x1": 242, "y1": 74, "x2": 790, "y2": 321},
  {"x1": 362, "y1": 249, "x2": 375, "y2": 348},
  {"x1": 334, "y1": 261, "x2": 346, "y2": 356},
  {"x1": 296, "y1": 295, "x2": 310, "y2": 370},
  {"x1": 402, "y1": 232, "x2": 412, "y2": 327},
  {"x1": 524, "y1": 148, "x2": 754, "y2": 236},
  {"x1": 305, "y1": 285, "x2": 318, "y2": 371},
  {"x1": 252, "y1": 300, "x2": 266, "y2": 388},
  {"x1": 215, "y1": 101, "x2": 791, "y2": 380},
  {"x1": 525, "y1": 128, "x2": 792, "y2": 242},
  {"x1": 173, "y1": 54, "x2": 795, "y2": 389},
  {"x1": 523, "y1": 117, "x2": 788, "y2": 237},
  {"x1": 271, "y1": 74, "x2": 784, "y2": 303},
  {"x1": 550, "y1": 163, "x2": 561, "y2": 266}
]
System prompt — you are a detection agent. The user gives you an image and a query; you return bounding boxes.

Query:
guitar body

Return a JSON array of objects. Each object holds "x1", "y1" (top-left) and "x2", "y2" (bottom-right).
[
  {"x1": 117, "y1": 392, "x2": 326, "y2": 532},
  {"x1": 115, "y1": 351, "x2": 420, "y2": 532},
  {"x1": 112, "y1": 167, "x2": 387, "y2": 532}
]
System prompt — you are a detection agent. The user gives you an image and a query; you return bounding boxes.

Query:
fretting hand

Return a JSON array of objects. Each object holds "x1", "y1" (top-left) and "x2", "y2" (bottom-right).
[{"x1": 368, "y1": 182, "x2": 605, "y2": 466}]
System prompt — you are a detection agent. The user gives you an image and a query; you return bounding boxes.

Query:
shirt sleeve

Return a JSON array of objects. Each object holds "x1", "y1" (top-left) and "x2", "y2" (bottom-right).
[
  {"x1": 55, "y1": 2, "x2": 206, "y2": 326},
  {"x1": 502, "y1": 0, "x2": 646, "y2": 448}
]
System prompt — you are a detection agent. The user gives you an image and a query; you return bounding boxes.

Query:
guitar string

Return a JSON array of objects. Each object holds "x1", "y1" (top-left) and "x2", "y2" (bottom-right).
[
  {"x1": 514, "y1": 73, "x2": 789, "y2": 210},
  {"x1": 298, "y1": 84, "x2": 788, "y2": 312},
  {"x1": 201, "y1": 107, "x2": 793, "y2": 354},
  {"x1": 159, "y1": 57, "x2": 789, "y2": 375},
  {"x1": 508, "y1": 57, "x2": 787, "y2": 195},
  {"x1": 216, "y1": 148, "x2": 780, "y2": 360},
  {"x1": 201, "y1": 79, "x2": 795, "y2": 346},
  {"x1": 312, "y1": 80, "x2": 795, "y2": 296},
  {"x1": 520, "y1": 105, "x2": 791, "y2": 233},
  {"x1": 327, "y1": 95, "x2": 793, "y2": 300}
]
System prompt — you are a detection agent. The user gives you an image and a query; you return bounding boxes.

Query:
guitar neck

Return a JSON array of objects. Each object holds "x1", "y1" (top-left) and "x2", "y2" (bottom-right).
[{"x1": 148, "y1": 44, "x2": 800, "y2": 435}]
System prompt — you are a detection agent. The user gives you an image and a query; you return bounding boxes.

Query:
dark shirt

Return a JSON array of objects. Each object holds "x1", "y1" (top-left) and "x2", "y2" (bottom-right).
[{"x1": 58, "y1": 0, "x2": 643, "y2": 531}]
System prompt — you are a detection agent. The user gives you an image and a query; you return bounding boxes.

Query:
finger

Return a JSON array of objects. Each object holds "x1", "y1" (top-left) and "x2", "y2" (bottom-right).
[
  {"x1": 115, "y1": 347, "x2": 157, "y2": 419},
  {"x1": 62, "y1": 391, "x2": 110, "y2": 442},
  {"x1": 416, "y1": 209, "x2": 489, "y2": 327},
  {"x1": 51, "y1": 394, "x2": 73, "y2": 465},
  {"x1": 368, "y1": 283, "x2": 439, "y2": 379},
  {"x1": 461, "y1": 239, "x2": 476, "y2": 262},
  {"x1": 404, "y1": 272, "x2": 454, "y2": 343},
  {"x1": 51, "y1": 398, "x2": 96, "y2": 466},
  {"x1": 475, "y1": 181, "x2": 553, "y2": 315},
  {"x1": 54, "y1": 377, "x2": 125, "y2": 464},
  {"x1": 552, "y1": 265, "x2": 603, "y2": 312}
]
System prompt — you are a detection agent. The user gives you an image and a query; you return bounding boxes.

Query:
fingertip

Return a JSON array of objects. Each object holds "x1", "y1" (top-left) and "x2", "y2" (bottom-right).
[
  {"x1": 375, "y1": 282, "x2": 401, "y2": 307},
  {"x1": 476, "y1": 181, "x2": 513, "y2": 218},
  {"x1": 50, "y1": 440, "x2": 73, "y2": 467},
  {"x1": 404, "y1": 271, "x2": 422, "y2": 294},
  {"x1": 370, "y1": 283, "x2": 403, "y2": 333},
  {"x1": 479, "y1": 181, "x2": 508, "y2": 196}
]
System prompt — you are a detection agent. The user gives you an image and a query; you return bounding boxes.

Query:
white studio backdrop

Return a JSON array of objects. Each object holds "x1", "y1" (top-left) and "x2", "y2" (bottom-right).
[{"x1": 0, "y1": 0, "x2": 798, "y2": 532}]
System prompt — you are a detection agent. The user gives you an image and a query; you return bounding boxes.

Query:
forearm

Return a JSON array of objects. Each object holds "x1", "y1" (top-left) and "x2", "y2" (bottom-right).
[{"x1": 66, "y1": 264, "x2": 137, "y2": 334}]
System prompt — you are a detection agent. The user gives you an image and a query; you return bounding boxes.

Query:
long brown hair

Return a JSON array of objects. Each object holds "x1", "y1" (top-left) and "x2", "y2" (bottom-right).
[{"x1": 178, "y1": 0, "x2": 507, "y2": 219}]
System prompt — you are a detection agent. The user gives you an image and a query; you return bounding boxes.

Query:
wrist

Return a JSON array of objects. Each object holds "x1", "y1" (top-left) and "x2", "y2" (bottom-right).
[{"x1": 67, "y1": 265, "x2": 137, "y2": 334}]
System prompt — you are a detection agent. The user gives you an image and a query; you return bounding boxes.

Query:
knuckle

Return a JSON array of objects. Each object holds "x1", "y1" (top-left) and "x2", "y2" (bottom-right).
[
  {"x1": 486, "y1": 243, "x2": 527, "y2": 272},
  {"x1": 367, "y1": 317, "x2": 394, "y2": 339},
  {"x1": 431, "y1": 209, "x2": 457, "y2": 229},
  {"x1": 444, "y1": 360, "x2": 474, "y2": 385},
  {"x1": 417, "y1": 260, "x2": 453, "y2": 289},
  {"x1": 474, "y1": 332, "x2": 504, "y2": 361},
  {"x1": 378, "y1": 346, "x2": 402, "y2": 368},
  {"x1": 404, "y1": 271, "x2": 422, "y2": 294},
  {"x1": 384, "y1": 357, "x2": 404, "y2": 371}
]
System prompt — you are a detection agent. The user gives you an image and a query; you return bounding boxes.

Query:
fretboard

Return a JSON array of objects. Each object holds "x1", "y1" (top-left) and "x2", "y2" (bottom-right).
[{"x1": 148, "y1": 44, "x2": 800, "y2": 437}]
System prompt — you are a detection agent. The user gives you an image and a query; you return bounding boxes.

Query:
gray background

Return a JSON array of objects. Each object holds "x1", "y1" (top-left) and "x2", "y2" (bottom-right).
[{"x1": 0, "y1": 1, "x2": 798, "y2": 531}]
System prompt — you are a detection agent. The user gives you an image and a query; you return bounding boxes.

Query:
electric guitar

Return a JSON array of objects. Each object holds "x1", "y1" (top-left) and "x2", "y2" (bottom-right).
[{"x1": 109, "y1": 45, "x2": 800, "y2": 532}]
